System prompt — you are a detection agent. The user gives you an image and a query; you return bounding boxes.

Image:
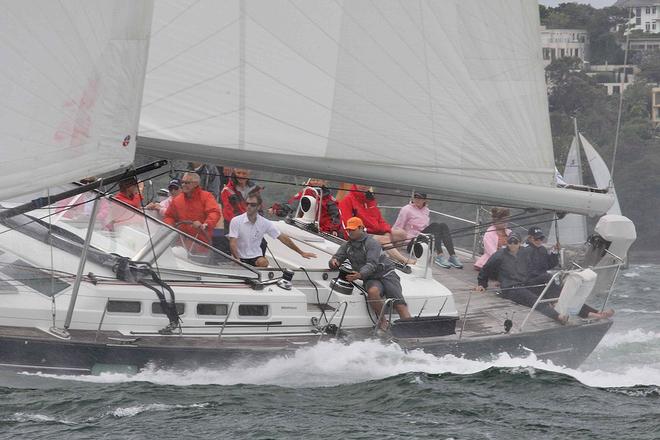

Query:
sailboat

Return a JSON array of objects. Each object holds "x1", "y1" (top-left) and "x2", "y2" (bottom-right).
[
  {"x1": 0, "y1": 0, "x2": 636, "y2": 374},
  {"x1": 549, "y1": 121, "x2": 622, "y2": 246}
]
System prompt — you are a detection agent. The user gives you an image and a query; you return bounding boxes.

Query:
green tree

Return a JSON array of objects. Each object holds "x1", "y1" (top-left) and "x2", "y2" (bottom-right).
[{"x1": 638, "y1": 51, "x2": 660, "y2": 83}]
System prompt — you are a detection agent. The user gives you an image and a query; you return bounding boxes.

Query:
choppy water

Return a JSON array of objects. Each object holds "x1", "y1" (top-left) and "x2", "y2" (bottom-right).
[{"x1": 1, "y1": 264, "x2": 659, "y2": 440}]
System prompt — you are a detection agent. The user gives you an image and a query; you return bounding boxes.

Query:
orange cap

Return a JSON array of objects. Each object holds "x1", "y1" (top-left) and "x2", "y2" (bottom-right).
[{"x1": 345, "y1": 217, "x2": 364, "y2": 231}]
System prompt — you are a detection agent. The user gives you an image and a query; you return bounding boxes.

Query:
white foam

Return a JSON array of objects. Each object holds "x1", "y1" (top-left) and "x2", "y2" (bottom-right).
[
  {"x1": 622, "y1": 272, "x2": 640, "y2": 278},
  {"x1": 597, "y1": 328, "x2": 660, "y2": 348},
  {"x1": 109, "y1": 403, "x2": 209, "y2": 418},
  {"x1": 617, "y1": 308, "x2": 660, "y2": 315},
  {"x1": 24, "y1": 339, "x2": 660, "y2": 390},
  {"x1": 8, "y1": 412, "x2": 76, "y2": 425}
]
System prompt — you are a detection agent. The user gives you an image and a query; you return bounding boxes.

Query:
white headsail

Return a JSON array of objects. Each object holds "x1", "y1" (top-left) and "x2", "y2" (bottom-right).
[
  {"x1": 579, "y1": 134, "x2": 622, "y2": 215},
  {"x1": 0, "y1": 0, "x2": 154, "y2": 200},
  {"x1": 138, "y1": 0, "x2": 613, "y2": 215},
  {"x1": 549, "y1": 136, "x2": 588, "y2": 245}
]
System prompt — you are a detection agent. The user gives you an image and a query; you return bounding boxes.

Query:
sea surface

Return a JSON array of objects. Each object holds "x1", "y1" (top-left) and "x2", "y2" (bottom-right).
[{"x1": 1, "y1": 263, "x2": 659, "y2": 440}]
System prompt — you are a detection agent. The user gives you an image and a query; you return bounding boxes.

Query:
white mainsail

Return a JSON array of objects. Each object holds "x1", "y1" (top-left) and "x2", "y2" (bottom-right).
[
  {"x1": 0, "y1": 0, "x2": 154, "y2": 200},
  {"x1": 137, "y1": 0, "x2": 613, "y2": 215}
]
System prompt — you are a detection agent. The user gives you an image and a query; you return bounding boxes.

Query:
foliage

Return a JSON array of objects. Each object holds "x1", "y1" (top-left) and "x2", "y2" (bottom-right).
[{"x1": 637, "y1": 51, "x2": 660, "y2": 82}]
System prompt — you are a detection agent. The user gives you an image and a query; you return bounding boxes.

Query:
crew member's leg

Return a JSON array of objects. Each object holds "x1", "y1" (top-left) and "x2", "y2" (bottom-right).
[
  {"x1": 501, "y1": 286, "x2": 563, "y2": 321},
  {"x1": 364, "y1": 279, "x2": 387, "y2": 329},
  {"x1": 381, "y1": 273, "x2": 411, "y2": 319}
]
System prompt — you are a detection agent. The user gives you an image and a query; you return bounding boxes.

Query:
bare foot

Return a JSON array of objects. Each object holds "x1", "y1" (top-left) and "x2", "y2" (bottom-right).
[
  {"x1": 587, "y1": 309, "x2": 615, "y2": 320},
  {"x1": 558, "y1": 314, "x2": 569, "y2": 324}
]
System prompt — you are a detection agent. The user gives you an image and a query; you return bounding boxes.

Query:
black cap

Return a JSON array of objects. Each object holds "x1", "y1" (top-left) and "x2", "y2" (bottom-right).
[
  {"x1": 528, "y1": 226, "x2": 545, "y2": 239},
  {"x1": 168, "y1": 179, "x2": 181, "y2": 189},
  {"x1": 507, "y1": 232, "x2": 521, "y2": 244},
  {"x1": 413, "y1": 192, "x2": 427, "y2": 199}
]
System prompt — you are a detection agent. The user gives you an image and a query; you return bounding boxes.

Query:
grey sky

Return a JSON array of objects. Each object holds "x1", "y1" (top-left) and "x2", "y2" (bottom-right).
[{"x1": 538, "y1": 0, "x2": 615, "y2": 7}]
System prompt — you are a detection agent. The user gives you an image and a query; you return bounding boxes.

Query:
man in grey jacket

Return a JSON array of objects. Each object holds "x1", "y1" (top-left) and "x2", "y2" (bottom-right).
[{"x1": 330, "y1": 217, "x2": 411, "y2": 329}]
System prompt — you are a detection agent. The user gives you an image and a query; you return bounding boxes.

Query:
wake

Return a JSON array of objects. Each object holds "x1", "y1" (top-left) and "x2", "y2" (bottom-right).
[{"x1": 22, "y1": 338, "x2": 660, "y2": 389}]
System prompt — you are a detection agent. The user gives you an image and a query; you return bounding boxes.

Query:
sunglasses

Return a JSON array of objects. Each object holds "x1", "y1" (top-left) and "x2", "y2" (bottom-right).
[
  {"x1": 508, "y1": 240, "x2": 520, "y2": 245},
  {"x1": 246, "y1": 202, "x2": 259, "y2": 207}
]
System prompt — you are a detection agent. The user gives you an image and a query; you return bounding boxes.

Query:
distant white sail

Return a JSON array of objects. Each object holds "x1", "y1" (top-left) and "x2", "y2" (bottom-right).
[
  {"x1": 138, "y1": 0, "x2": 613, "y2": 215},
  {"x1": 579, "y1": 134, "x2": 622, "y2": 215},
  {"x1": 549, "y1": 136, "x2": 588, "y2": 245},
  {"x1": 0, "y1": 1, "x2": 154, "y2": 200},
  {"x1": 549, "y1": 133, "x2": 621, "y2": 245}
]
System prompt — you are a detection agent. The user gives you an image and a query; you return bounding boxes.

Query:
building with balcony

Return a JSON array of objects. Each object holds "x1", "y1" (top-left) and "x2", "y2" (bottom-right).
[
  {"x1": 624, "y1": 3, "x2": 660, "y2": 33},
  {"x1": 652, "y1": 87, "x2": 660, "y2": 126},
  {"x1": 586, "y1": 65, "x2": 639, "y2": 95},
  {"x1": 540, "y1": 26, "x2": 589, "y2": 66}
]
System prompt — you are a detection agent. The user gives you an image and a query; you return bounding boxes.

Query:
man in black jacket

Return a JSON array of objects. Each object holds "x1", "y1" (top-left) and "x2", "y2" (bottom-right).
[{"x1": 476, "y1": 232, "x2": 565, "y2": 322}]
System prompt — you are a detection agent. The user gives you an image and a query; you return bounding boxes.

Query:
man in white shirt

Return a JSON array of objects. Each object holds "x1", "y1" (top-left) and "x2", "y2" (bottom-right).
[{"x1": 228, "y1": 194, "x2": 317, "y2": 267}]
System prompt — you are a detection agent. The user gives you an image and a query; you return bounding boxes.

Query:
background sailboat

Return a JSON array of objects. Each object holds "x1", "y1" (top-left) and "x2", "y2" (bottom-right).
[{"x1": 549, "y1": 125, "x2": 622, "y2": 245}]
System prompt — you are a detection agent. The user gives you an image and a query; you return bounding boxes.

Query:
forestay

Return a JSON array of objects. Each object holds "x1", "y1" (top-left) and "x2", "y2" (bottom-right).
[
  {"x1": 0, "y1": 0, "x2": 153, "y2": 200},
  {"x1": 138, "y1": 0, "x2": 613, "y2": 215}
]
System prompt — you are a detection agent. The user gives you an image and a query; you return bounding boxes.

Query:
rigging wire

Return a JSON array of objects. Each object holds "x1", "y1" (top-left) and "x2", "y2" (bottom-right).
[
  {"x1": 609, "y1": 6, "x2": 633, "y2": 187},
  {"x1": 47, "y1": 187, "x2": 57, "y2": 328}
]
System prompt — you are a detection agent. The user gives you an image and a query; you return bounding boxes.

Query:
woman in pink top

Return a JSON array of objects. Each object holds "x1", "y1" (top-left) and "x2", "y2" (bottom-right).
[
  {"x1": 392, "y1": 193, "x2": 462, "y2": 269},
  {"x1": 473, "y1": 207, "x2": 511, "y2": 270}
]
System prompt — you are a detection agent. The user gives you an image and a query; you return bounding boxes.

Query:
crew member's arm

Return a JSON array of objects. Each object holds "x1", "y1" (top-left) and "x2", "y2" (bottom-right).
[
  {"x1": 162, "y1": 203, "x2": 177, "y2": 226},
  {"x1": 349, "y1": 238, "x2": 381, "y2": 281},
  {"x1": 226, "y1": 217, "x2": 241, "y2": 260},
  {"x1": 392, "y1": 205, "x2": 409, "y2": 231},
  {"x1": 482, "y1": 229, "x2": 501, "y2": 258},
  {"x1": 476, "y1": 251, "x2": 501, "y2": 291},
  {"x1": 278, "y1": 234, "x2": 317, "y2": 259},
  {"x1": 202, "y1": 192, "x2": 222, "y2": 230},
  {"x1": 329, "y1": 242, "x2": 349, "y2": 269},
  {"x1": 228, "y1": 237, "x2": 240, "y2": 260}
]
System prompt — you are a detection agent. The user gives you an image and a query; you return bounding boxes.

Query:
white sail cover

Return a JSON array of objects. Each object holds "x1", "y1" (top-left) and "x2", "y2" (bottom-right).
[
  {"x1": 138, "y1": 0, "x2": 613, "y2": 215},
  {"x1": 549, "y1": 136, "x2": 588, "y2": 245},
  {"x1": 0, "y1": 1, "x2": 153, "y2": 200},
  {"x1": 579, "y1": 134, "x2": 622, "y2": 215}
]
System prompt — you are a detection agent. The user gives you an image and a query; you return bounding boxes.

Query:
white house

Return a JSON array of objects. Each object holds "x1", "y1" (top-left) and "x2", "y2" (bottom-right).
[{"x1": 540, "y1": 26, "x2": 589, "y2": 66}]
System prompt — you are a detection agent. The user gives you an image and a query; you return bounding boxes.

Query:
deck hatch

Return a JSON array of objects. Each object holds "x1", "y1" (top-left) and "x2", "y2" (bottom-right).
[{"x1": 0, "y1": 259, "x2": 69, "y2": 297}]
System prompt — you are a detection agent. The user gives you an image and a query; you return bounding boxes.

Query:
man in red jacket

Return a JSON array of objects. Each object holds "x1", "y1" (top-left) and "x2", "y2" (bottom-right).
[
  {"x1": 339, "y1": 184, "x2": 412, "y2": 265},
  {"x1": 163, "y1": 172, "x2": 221, "y2": 246}
]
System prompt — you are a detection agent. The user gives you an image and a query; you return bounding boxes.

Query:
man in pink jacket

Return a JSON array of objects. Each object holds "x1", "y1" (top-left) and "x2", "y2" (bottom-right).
[{"x1": 392, "y1": 193, "x2": 462, "y2": 269}]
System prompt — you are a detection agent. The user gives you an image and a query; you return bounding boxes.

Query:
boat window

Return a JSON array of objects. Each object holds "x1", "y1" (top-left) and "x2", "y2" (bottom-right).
[
  {"x1": 0, "y1": 259, "x2": 69, "y2": 297},
  {"x1": 151, "y1": 302, "x2": 185, "y2": 315},
  {"x1": 197, "y1": 304, "x2": 228, "y2": 316},
  {"x1": 238, "y1": 304, "x2": 269, "y2": 317},
  {"x1": 107, "y1": 300, "x2": 141, "y2": 313}
]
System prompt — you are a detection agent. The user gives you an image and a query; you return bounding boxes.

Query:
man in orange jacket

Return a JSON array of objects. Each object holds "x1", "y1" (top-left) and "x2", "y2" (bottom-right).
[{"x1": 163, "y1": 172, "x2": 222, "y2": 245}]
